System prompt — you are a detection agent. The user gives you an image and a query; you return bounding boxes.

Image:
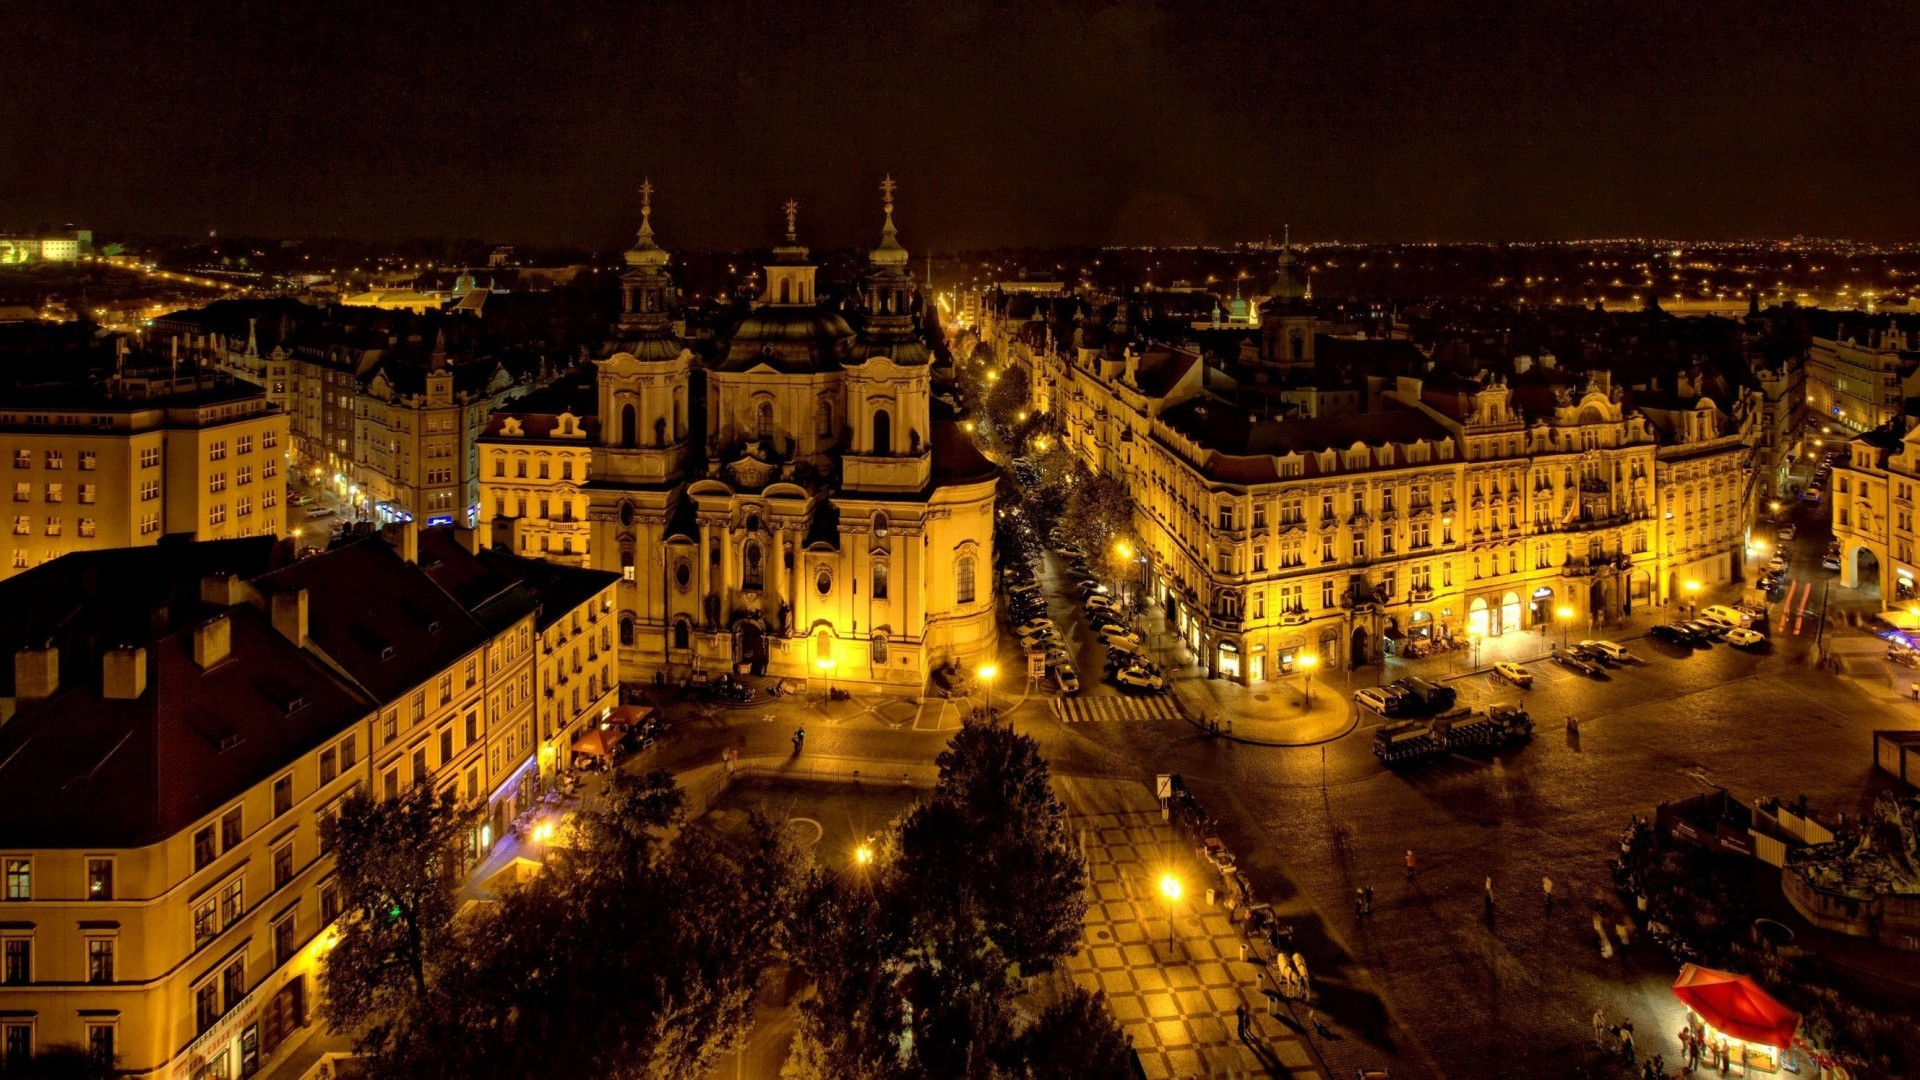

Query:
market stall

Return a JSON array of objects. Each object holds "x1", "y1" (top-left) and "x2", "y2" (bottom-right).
[{"x1": 1672, "y1": 963, "x2": 1801, "y2": 1074}]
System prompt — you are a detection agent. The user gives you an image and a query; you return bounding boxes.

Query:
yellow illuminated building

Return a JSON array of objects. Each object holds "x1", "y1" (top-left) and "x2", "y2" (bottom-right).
[{"x1": 0, "y1": 368, "x2": 288, "y2": 579}]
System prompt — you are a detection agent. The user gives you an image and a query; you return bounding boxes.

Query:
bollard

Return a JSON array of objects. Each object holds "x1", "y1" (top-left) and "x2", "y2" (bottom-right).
[
  {"x1": 1206, "y1": 888, "x2": 1216, "y2": 906},
  {"x1": 1238, "y1": 942, "x2": 1248, "y2": 962}
]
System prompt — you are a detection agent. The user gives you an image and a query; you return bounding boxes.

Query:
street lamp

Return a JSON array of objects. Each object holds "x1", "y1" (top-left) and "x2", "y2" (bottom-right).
[
  {"x1": 1300, "y1": 652, "x2": 1318, "y2": 707},
  {"x1": 816, "y1": 656, "x2": 836, "y2": 705},
  {"x1": 1468, "y1": 629, "x2": 1484, "y2": 671},
  {"x1": 1158, "y1": 873, "x2": 1182, "y2": 952},
  {"x1": 854, "y1": 843, "x2": 874, "y2": 867},
  {"x1": 1556, "y1": 605, "x2": 1574, "y2": 648},
  {"x1": 1684, "y1": 579, "x2": 1701, "y2": 616},
  {"x1": 977, "y1": 663, "x2": 998, "y2": 717}
]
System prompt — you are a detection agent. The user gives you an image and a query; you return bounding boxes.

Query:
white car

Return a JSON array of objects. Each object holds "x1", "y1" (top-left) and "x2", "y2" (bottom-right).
[
  {"x1": 1018, "y1": 629, "x2": 1058, "y2": 651},
  {"x1": 1097, "y1": 625, "x2": 1144, "y2": 647},
  {"x1": 1777, "y1": 523, "x2": 1797, "y2": 540},
  {"x1": 1085, "y1": 594, "x2": 1115, "y2": 611},
  {"x1": 1579, "y1": 640, "x2": 1630, "y2": 663},
  {"x1": 304, "y1": 505, "x2": 335, "y2": 518},
  {"x1": 1724, "y1": 627, "x2": 1767, "y2": 648},
  {"x1": 1821, "y1": 554, "x2": 1842, "y2": 570},
  {"x1": 1493, "y1": 662, "x2": 1533, "y2": 687},
  {"x1": 1054, "y1": 665, "x2": 1082, "y2": 693},
  {"x1": 1013, "y1": 618, "x2": 1056, "y2": 638},
  {"x1": 1114, "y1": 667, "x2": 1165, "y2": 692},
  {"x1": 1055, "y1": 546, "x2": 1086, "y2": 560}
]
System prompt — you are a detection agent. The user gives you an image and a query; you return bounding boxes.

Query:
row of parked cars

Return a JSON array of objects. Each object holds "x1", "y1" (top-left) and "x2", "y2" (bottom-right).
[
  {"x1": 1353, "y1": 676, "x2": 1456, "y2": 716},
  {"x1": 1050, "y1": 531, "x2": 1170, "y2": 694},
  {"x1": 1650, "y1": 602, "x2": 1768, "y2": 649},
  {"x1": 1002, "y1": 561, "x2": 1082, "y2": 693}
]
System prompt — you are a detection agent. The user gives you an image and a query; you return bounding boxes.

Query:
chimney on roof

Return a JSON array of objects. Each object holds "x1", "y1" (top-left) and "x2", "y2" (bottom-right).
[
  {"x1": 13, "y1": 645, "x2": 58, "y2": 704},
  {"x1": 102, "y1": 646, "x2": 147, "y2": 700},
  {"x1": 193, "y1": 614, "x2": 232, "y2": 669},
  {"x1": 271, "y1": 588, "x2": 309, "y2": 647},
  {"x1": 200, "y1": 572, "x2": 248, "y2": 608},
  {"x1": 399, "y1": 520, "x2": 420, "y2": 564}
]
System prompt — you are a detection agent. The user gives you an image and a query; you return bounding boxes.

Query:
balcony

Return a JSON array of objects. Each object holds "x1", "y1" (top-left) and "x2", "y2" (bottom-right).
[
  {"x1": 1279, "y1": 606, "x2": 1312, "y2": 627},
  {"x1": 1409, "y1": 584, "x2": 1434, "y2": 602}
]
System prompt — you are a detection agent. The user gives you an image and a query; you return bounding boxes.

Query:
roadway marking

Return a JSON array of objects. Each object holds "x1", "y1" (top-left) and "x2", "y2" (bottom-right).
[{"x1": 1051, "y1": 695, "x2": 1180, "y2": 724}]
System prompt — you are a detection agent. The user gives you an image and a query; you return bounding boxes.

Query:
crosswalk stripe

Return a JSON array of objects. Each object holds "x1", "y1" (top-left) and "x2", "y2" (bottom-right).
[{"x1": 1052, "y1": 695, "x2": 1179, "y2": 723}]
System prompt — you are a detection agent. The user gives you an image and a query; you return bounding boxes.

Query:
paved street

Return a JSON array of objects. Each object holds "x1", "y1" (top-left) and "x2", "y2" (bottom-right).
[{"x1": 645, "y1": 485, "x2": 1920, "y2": 1078}]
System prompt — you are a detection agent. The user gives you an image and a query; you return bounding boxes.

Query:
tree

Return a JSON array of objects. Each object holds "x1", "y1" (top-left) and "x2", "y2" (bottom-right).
[
  {"x1": 786, "y1": 720, "x2": 1097, "y2": 1079},
  {"x1": 1000, "y1": 987, "x2": 1133, "y2": 1079},
  {"x1": 1060, "y1": 470, "x2": 1137, "y2": 569},
  {"x1": 319, "y1": 780, "x2": 477, "y2": 1066}
]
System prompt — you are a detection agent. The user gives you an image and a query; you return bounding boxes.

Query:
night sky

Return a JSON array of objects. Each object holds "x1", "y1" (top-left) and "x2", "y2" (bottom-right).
[{"x1": 6, "y1": 0, "x2": 1918, "y2": 248}]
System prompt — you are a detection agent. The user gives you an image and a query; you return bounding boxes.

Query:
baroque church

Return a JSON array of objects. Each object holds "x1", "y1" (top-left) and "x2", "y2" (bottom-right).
[{"x1": 585, "y1": 182, "x2": 999, "y2": 688}]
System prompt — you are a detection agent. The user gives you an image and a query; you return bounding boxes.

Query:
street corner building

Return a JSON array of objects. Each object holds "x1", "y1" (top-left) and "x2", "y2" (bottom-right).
[
  {"x1": 477, "y1": 184, "x2": 1000, "y2": 690},
  {"x1": 981, "y1": 248, "x2": 1764, "y2": 683},
  {"x1": 0, "y1": 526, "x2": 616, "y2": 1079}
]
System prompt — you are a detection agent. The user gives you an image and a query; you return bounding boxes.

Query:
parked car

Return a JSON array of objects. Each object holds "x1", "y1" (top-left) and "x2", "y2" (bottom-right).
[
  {"x1": 1682, "y1": 619, "x2": 1728, "y2": 641},
  {"x1": 1777, "y1": 523, "x2": 1797, "y2": 540},
  {"x1": 1085, "y1": 594, "x2": 1115, "y2": 611},
  {"x1": 304, "y1": 505, "x2": 335, "y2": 518},
  {"x1": 1702, "y1": 604, "x2": 1757, "y2": 629},
  {"x1": 1353, "y1": 687, "x2": 1399, "y2": 713},
  {"x1": 1801, "y1": 487, "x2": 1823, "y2": 503},
  {"x1": 1114, "y1": 666, "x2": 1167, "y2": 693},
  {"x1": 1097, "y1": 625, "x2": 1144, "y2": 647},
  {"x1": 1055, "y1": 545, "x2": 1087, "y2": 560},
  {"x1": 1105, "y1": 645, "x2": 1143, "y2": 667},
  {"x1": 1087, "y1": 612, "x2": 1127, "y2": 633},
  {"x1": 1650, "y1": 623, "x2": 1697, "y2": 645},
  {"x1": 1013, "y1": 618, "x2": 1056, "y2": 639},
  {"x1": 1493, "y1": 661, "x2": 1534, "y2": 687},
  {"x1": 1018, "y1": 629, "x2": 1058, "y2": 651},
  {"x1": 1725, "y1": 627, "x2": 1767, "y2": 649},
  {"x1": 1550, "y1": 645, "x2": 1603, "y2": 677},
  {"x1": 1054, "y1": 665, "x2": 1082, "y2": 693},
  {"x1": 1579, "y1": 639, "x2": 1631, "y2": 663},
  {"x1": 1821, "y1": 554, "x2": 1843, "y2": 570}
]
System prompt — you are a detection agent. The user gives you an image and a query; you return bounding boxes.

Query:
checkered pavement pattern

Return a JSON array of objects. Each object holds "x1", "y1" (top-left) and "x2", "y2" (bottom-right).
[{"x1": 1065, "y1": 810, "x2": 1325, "y2": 1079}]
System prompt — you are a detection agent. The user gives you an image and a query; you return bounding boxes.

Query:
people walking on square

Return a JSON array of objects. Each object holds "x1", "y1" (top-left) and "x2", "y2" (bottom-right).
[
  {"x1": 1484, "y1": 875, "x2": 1495, "y2": 914},
  {"x1": 1592, "y1": 1007, "x2": 1608, "y2": 1049},
  {"x1": 1405, "y1": 849, "x2": 1416, "y2": 880},
  {"x1": 1542, "y1": 875, "x2": 1554, "y2": 910},
  {"x1": 1236, "y1": 1003, "x2": 1249, "y2": 1041},
  {"x1": 1363, "y1": 884, "x2": 1374, "y2": 914},
  {"x1": 1621, "y1": 1024, "x2": 1636, "y2": 1067},
  {"x1": 1355, "y1": 888, "x2": 1366, "y2": 919}
]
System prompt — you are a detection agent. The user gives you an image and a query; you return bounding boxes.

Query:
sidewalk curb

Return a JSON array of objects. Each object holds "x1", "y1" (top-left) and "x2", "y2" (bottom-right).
[{"x1": 1173, "y1": 696, "x2": 1360, "y2": 748}]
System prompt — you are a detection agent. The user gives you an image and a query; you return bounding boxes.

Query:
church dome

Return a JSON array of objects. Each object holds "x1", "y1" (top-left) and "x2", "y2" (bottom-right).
[{"x1": 715, "y1": 306, "x2": 855, "y2": 372}]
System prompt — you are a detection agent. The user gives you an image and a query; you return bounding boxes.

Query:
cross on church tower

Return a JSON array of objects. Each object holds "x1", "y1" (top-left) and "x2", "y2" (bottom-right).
[
  {"x1": 880, "y1": 175, "x2": 896, "y2": 216},
  {"x1": 784, "y1": 198, "x2": 799, "y2": 241},
  {"x1": 639, "y1": 178, "x2": 653, "y2": 213}
]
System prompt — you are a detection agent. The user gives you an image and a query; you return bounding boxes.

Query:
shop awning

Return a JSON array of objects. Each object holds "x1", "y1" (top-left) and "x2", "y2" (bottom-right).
[
  {"x1": 1672, "y1": 964, "x2": 1801, "y2": 1049},
  {"x1": 1877, "y1": 609, "x2": 1920, "y2": 633},
  {"x1": 571, "y1": 728, "x2": 617, "y2": 759}
]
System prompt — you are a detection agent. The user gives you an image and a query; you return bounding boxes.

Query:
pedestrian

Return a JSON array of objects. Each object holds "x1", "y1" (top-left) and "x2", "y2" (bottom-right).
[
  {"x1": 1235, "y1": 1003, "x2": 1249, "y2": 1041},
  {"x1": 1592, "y1": 1007, "x2": 1608, "y2": 1050},
  {"x1": 1405, "y1": 849, "x2": 1416, "y2": 880},
  {"x1": 1622, "y1": 1026, "x2": 1636, "y2": 1067},
  {"x1": 1652, "y1": 1053, "x2": 1664, "y2": 1077},
  {"x1": 1363, "y1": 884, "x2": 1374, "y2": 914},
  {"x1": 1484, "y1": 876, "x2": 1495, "y2": 912},
  {"x1": 1542, "y1": 875, "x2": 1555, "y2": 910},
  {"x1": 1355, "y1": 888, "x2": 1366, "y2": 919}
]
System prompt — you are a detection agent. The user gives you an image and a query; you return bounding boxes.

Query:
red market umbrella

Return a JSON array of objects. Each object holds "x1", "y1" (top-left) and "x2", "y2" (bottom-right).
[
  {"x1": 571, "y1": 728, "x2": 617, "y2": 759},
  {"x1": 1672, "y1": 964, "x2": 1801, "y2": 1049}
]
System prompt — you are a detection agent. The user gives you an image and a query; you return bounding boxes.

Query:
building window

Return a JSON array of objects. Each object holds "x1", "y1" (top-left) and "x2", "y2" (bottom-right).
[
  {"x1": 42, "y1": 517, "x2": 59, "y2": 537},
  {"x1": 1, "y1": 1022, "x2": 29, "y2": 1067},
  {"x1": 274, "y1": 912, "x2": 298, "y2": 967},
  {"x1": 87, "y1": 858, "x2": 113, "y2": 900},
  {"x1": 273, "y1": 774, "x2": 293, "y2": 817},
  {"x1": 671, "y1": 619, "x2": 688, "y2": 650},
  {"x1": 10, "y1": 450, "x2": 25, "y2": 469},
  {"x1": 12, "y1": 483, "x2": 26, "y2": 503},
  {"x1": 1, "y1": 939, "x2": 28, "y2": 984},
  {"x1": 622, "y1": 550, "x2": 636, "y2": 582},
  {"x1": 955, "y1": 555, "x2": 975, "y2": 604},
  {"x1": 86, "y1": 1024, "x2": 113, "y2": 1067},
  {"x1": 756, "y1": 400, "x2": 775, "y2": 439},
  {"x1": 264, "y1": 429, "x2": 277, "y2": 449},
  {"x1": 320, "y1": 747, "x2": 337, "y2": 785},
  {"x1": 871, "y1": 632, "x2": 889, "y2": 664},
  {"x1": 78, "y1": 484, "x2": 96, "y2": 508},
  {"x1": 339, "y1": 734, "x2": 357, "y2": 771},
  {"x1": 44, "y1": 450, "x2": 62, "y2": 470},
  {"x1": 140, "y1": 512, "x2": 159, "y2": 535},
  {"x1": 209, "y1": 504, "x2": 227, "y2": 527},
  {"x1": 209, "y1": 441, "x2": 227, "y2": 462},
  {"x1": 195, "y1": 980, "x2": 221, "y2": 1033},
  {"x1": 9, "y1": 517, "x2": 23, "y2": 536},
  {"x1": 438, "y1": 673, "x2": 453, "y2": 705},
  {"x1": 194, "y1": 826, "x2": 216, "y2": 870},
  {"x1": 872, "y1": 560, "x2": 889, "y2": 600},
  {"x1": 44, "y1": 483, "x2": 60, "y2": 503},
  {"x1": 87, "y1": 938, "x2": 114, "y2": 984},
  {"x1": 140, "y1": 447, "x2": 159, "y2": 468},
  {"x1": 273, "y1": 842, "x2": 294, "y2": 890},
  {"x1": 321, "y1": 879, "x2": 343, "y2": 924},
  {"x1": 221, "y1": 806, "x2": 243, "y2": 850},
  {"x1": 238, "y1": 435, "x2": 253, "y2": 455}
]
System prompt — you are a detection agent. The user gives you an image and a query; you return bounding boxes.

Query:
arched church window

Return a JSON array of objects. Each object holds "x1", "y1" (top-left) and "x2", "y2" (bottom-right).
[
  {"x1": 619, "y1": 615, "x2": 635, "y2": 647},
  {"x1": 871, "y1": 560, "x2": 889, "y2": 600},
  {"x1": 871, "y1": 632, "x2": 888, "y2": 664},
  {"x1": 621, "y1": 404, "x2": 637, "y2": 448},
  {"x1": 756, "y1": 401, "x2": 774, "y2": 440},
  {"x1": 744, "y1": 541, "x2": 764, "y2": 590},
  {"x1": 872, "y1": 409, "x2": 892, "y2": 455},
  {"x1": 872, "y1": 512, "x2": 889, "y2": 538},
  {"x1": 816, "y1": 399, "x2": 833, "y2": 438},
  {"x1": 621, "y1": 549, "x2": 635, "y2": 582},
  {"x1": 955, "y1": 556, "x2": 975, "y2": 604},
  {"x1": 673, "y1": 619, "x2": 690, "y2": 650}
]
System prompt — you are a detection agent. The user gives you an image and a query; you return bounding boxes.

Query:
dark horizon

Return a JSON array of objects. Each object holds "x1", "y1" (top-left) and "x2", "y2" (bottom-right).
[{"x1": 6, "y1": 0, "x2": 1920, "y2": 249}]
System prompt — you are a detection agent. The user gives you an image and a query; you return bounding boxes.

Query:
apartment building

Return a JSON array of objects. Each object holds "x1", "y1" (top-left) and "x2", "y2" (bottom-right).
[
  {"x1": 1829, "y1": 422, "x2": 1918, "y2": 603},
  {"x1": 0, "y1": 368, "x2": 288, "y2": 579},
  {"x1": 475, "y1": 384, "x2": 598, "y2": 565},
  {"x1": 993, "y1": 301, "x2": 1759, "y2": 682},
  {"x1": 1806, "y1": 326, "x2": 1920, "y2": 434},
  {"x1": 352, "y1": 341, "x2": 515, "y2": 528},
  {"x1": 0, "y1": 524, "x2": 615, "y2": 1078}
]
